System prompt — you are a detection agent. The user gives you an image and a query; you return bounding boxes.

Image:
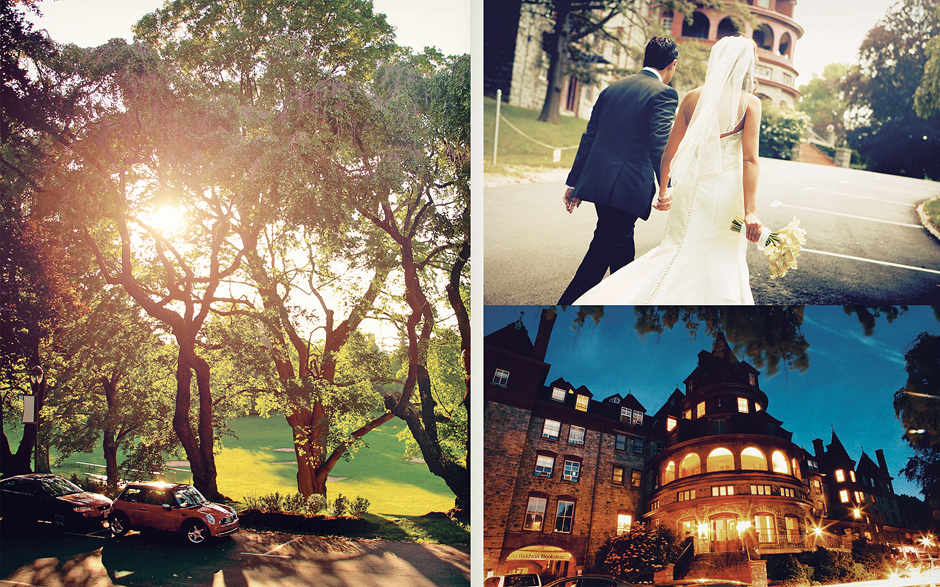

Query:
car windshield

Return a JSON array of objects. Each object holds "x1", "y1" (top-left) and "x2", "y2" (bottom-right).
[
  {"x1": 173, "y1": 486, "x2": 208, "y2": 508},
  {"x1": 40, "y1": 477, "x2": 82, "y2": 497}
]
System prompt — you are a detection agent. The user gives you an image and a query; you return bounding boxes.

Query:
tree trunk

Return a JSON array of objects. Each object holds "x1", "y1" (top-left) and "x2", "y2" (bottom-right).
[
  {"x1": 171, "y1": 350, "x2": 221, "y2": 500},
  {"x1": 538, "y1": 0, "x2": 572, "y2": 124},
  {"x1": 286, "y1": 403, "x2": 330, "y2": 497}
]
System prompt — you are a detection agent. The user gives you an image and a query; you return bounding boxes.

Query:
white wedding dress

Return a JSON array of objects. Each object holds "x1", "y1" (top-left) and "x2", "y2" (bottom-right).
[
  {"x1": 573, "y1": 35, "x2": 757, "y2": 306},
  {"x1": 574, "y1": 130, "x2": 752, "y2": 305}
]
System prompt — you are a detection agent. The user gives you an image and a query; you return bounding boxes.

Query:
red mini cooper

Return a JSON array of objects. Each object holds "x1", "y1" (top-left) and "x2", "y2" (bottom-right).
[{"x1": 108, "y1": 481, "x2": 238, "y2": 544}]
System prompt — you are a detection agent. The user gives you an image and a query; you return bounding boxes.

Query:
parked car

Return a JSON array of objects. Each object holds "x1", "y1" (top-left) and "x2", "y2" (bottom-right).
[
  {"x1": 657, "y1": 581, "x2": 750, "y2": 587},
  {"x1": 108, "y1": 481, "x2": 238, "y2": 544},
  {"x1": 0, "y1": 473, "x2": 112, "y2": 530},
  {"x1": 483, "y1": 573, "x2": 543, "y2": 587},
  {"x1": 543, "y1": 575, "x2": 636, "y2": 587}
]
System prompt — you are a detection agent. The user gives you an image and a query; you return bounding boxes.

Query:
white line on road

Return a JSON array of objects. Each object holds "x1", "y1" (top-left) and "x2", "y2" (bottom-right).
[
  {"x1": 771, "y1": 201, "x2": 922, "y2": 228},
  {"x1": 805, "y1": 186, "x2": 915, "y2": 207},
  {"x1": 803, "y1": 248, "x2": 940, "y2": 276},
  {"x1": 841, "y1": 179, "x2": 938, "y2": 195},
  {"x1": 241, "y1": 537, "x2": 299, "y2": 559}
]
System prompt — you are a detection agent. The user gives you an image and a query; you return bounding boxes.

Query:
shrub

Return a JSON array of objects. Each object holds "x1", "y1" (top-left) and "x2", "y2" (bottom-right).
[
  {"x1": 331, "y1": 494, "x2": 349, "y2": 517},
  {"x1": 600, "y1": 523, "x2": 681, "y2": 582},
  {"x1": 760, "y1": 101, "x2": 809, "y2": 160},
  {"x1": 350, "y1": 496, "x2": 370, "y2": 518},
  {"x1": 259, "y1": 492, "x2": 283, "y2": 512},
  {"x1": 304, "y1": 494, "x2": 327, "y2": 515},
  {"x1": 282, "y1": 492, "x2": 307, "y2": 514}
]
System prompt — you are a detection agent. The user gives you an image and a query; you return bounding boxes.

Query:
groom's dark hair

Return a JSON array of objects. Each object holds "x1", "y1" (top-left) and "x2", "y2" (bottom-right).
[{"x1": 643, "y1": 36, "x2": 679, "y2": 70}]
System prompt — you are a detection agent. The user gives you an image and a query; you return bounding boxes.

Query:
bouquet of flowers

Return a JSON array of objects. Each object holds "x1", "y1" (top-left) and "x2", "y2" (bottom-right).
[{"x1": 731, "y1": 216, "x2": 807, "y2": 279}]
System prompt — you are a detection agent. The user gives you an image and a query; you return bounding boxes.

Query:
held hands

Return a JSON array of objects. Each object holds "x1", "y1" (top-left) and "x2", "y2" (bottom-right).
[
  {"x1": 563, "y1": 188, "x2": 581, "y2": 214},
  {"x1": 653, "y1": 187, "x2": 673, "y2": 211},
  {"x1": 744, "y1": 212, "x2": 763, "y2": 243}
]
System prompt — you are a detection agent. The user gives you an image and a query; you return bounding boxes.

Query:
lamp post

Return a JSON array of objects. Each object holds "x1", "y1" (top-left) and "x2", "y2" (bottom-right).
[{"x1": 28, "y1": 365, "x2": 43, "y2": 473}]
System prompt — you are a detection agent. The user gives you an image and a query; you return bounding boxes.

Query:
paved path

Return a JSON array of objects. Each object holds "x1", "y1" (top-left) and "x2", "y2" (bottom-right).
[
  {"x1": 484, "y1": 158, "x2": 940, "y2": 304},
  {"x1": 0, "y1": 525, "x2": 470, "y2": 587}
]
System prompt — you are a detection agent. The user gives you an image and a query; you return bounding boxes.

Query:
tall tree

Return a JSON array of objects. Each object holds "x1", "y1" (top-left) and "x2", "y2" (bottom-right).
[
  {"x1": 843, "y1": 0, "x2": 940, "y2": 178},
  {"x1": 797, "y1": 63, "x2": 850, "y2": 143}
]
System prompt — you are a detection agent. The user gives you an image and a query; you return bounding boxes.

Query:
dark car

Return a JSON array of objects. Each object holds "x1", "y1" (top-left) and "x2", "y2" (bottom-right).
[
  {"x1": 483, "y1": 574, "x2": 543, "y2": 587},
  {"x1": 543, "y1": 575, "x2": 637, "y2": 587},
  {"x1": 0, "y1": 474, "x2": 112, "y2": 530},
  {"x1": 109, "y1": 481, "x2": 238, "y2": 544}
]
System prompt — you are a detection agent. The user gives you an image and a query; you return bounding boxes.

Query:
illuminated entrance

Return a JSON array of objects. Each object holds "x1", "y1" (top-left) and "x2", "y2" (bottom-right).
[
  {"x1": 506, "y1": 546, "x2": 574, "y2": 581},
  {"x1": 710, "y1": 515, "x2": 740, "y2": 553}
]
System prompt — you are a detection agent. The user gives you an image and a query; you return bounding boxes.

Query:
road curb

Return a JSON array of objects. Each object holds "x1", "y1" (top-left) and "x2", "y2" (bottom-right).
[{"x1": 916, "y1": 196, "x2": 940, "y2": 243}]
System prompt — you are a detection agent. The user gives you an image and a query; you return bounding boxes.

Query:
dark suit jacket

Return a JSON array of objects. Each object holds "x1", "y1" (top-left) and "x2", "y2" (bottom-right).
[{"x1": 566, "y1": 70, "x2": 679, "y2": 220}]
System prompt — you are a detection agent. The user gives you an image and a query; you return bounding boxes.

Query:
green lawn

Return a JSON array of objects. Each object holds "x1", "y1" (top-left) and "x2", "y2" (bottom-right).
[{"x1": 44, "y1": 415, "x2": 456, "y2": 517}]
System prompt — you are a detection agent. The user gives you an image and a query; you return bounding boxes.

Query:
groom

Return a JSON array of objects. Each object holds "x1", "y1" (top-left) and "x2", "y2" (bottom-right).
[{"x1": 557, "y1": 36, "x2": 679, "y2": 305}]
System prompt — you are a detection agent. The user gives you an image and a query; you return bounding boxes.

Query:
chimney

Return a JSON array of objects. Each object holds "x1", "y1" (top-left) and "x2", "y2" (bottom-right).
[
  {"x1": 813, "y1": 438, "x2": 825, "y2": 459},
  {"x1": 875, "y1": 449, "x2": 889, "y2": 475},
  {"x1": 533, "y1": 308, "x2": 556, "y2": 362}
]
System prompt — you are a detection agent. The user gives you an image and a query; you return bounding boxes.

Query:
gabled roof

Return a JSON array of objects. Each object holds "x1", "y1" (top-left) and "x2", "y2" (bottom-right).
[
  {"x1": 827, "y1": 430, "x2": 853, "y2": 463},
  {"x1": 621, "y1": 393, "x2": 646, "y2": 413},
  {"x1": 484, "y1": 318, "x2": 534, "y2": 357}
]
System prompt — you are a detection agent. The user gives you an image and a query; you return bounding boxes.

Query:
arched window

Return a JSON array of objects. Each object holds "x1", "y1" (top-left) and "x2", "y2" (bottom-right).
[
  {"x1": 741, "y1": 447, "x2": 767, "y2": 470},
  {"x1": 791, "y1": 458, "x2": 802, "y2": 480},
  {"x1": 772, "y1": 451, "x2": 790, "y2": 474},
  {"x1": 717, "y1": 17, "x2": 741, "y2": 39},
  {"x1": 682, "y1": 12, "x2": 710, "y2": 39},
  {"x1": 680, "y1": 453, "x2": 701, "y2": 478},
  {"x1": 708, "y1": 448, "x2": 734, "y2": 472},
  {"x1": 753, "y1": 24, "x2": 774, "y2": 51},
  {"x1": 664, "y1": 461, "x2": 676, "y2": 485},
  {"x1": 778, "y1": 32, "x2": 792, "y2": 58}
]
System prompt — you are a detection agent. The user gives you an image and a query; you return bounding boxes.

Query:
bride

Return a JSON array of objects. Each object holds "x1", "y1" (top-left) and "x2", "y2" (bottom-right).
[{"x1": 574, "y1": 35, "x2": 764, "y2": 305}]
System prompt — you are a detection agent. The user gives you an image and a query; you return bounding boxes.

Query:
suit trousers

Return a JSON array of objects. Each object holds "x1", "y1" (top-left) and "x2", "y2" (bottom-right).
[{"x1": 558, "y1": 203, "x2": 639, "y2": 305}]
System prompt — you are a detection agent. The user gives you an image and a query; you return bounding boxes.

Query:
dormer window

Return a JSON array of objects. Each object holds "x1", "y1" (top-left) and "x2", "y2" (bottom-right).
[
  {"x1": 576, "y1": 394, "x2": 589, "y2": 412},
  {"x1": 696, "y1": 402, "x2": 705, "y2": 419},
  {"x1": 551, "y1": 387, "x2": 566, "y2": 402},
  {"x1": 755, "y1": 403, "x2": 762, "y2": 412},
  {"x1": 850, "y1": 470, "x2": 856, "y2": 483},
  {"x1": 738, "y1": 397, "x2": 749, "y2": 413},
  {"x1": 632, "y1": 410, "x2": 644, "y2": 426},
  {"x1": 749, "y1": 373, "x2": 757, "y2": 385},
  {"x1": 492, "y1": 369, "x2": 510, "y2": 387},
  {"x1": 611, "y1": 396, "x2": 621, "y2": 404},
  {"x1": 667, "y1": 417, "x2": 677, "y2": 432},
  {"x1": 683, "y1": 409, "x2": 692, "y2": 420},
  {"x1": 621, "y1": 407, "x2": 632, "y2": 422},
  {"x1": 836, "y1": 469, "x2": 845, "y2": 483}
]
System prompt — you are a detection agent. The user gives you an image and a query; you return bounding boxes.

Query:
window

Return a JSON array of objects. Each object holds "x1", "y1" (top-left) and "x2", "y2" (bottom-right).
[
  {"x1": 492, "y1": 369, "x2": 510, "y2": 387},
  {"x1": 772, "y1": 451, "x2": 789, "y2": 474},
  {"x1": 551, "y1": 387, "x2": 566, "y2": 402},
  {"x1": 835, "y1": 469, "x2": 845, "y2": 483},
  {"x1": 839, "y1": 489, "x2": 849, "y2": 503},
  {"x1": 812, "y1": 479, "x2": 822, "y2": 491},
  {"x1": 615, "y1": 433, "x2": 628, "y2": 451},
  {"x1": 664, "y1": 461, "x2": 676, "y2": 484},
  {"x1": 633, "y1": 438, "x2": 644, "y2": 454},
  {"x1": 755, "y1": 402, "x2": 763, "y2": 412},
  {"x1": 617, "y1": 513, "x2": 633, "y2": 534},
  {"x1": 742, "y1": 447, "x2": 767, "y2": 470},
  {"x1": 661, "y1": 15, "x2": 673, "y2": 33},
  {"x1": 524, "y1": 497, "x2": 547, "y2": 530},
  {"x1": 563, "y1": 460, "x2": 581, "y2": 482},
  {"x1": 631, "y1": 470, "x2": 642, "y2": 488},
  {"x1": 755, "y1": 514, "x2": 775, "y2": 543},
  {"x1": 621, "y1": 407, "x2": 632, "y2": 422},
  {"x1": 568, "y1": 426, "x2": 585, "y2": 446},
  {"x1": 535, "y1": 455, "x2": 554, "y2": 477},
  {"x1": 712, "y1": 419, "x2": 727, "y2": 435},
  {"x1": 786, "y1": 516, "x2": 800, "y2": 543},
  {"x1": 780, "y1": 487, "x2": 796, "y2": 497},
  {"x1": 712, "y1": 485, "x2": 734, "y2": 496},
  {"x1": 542, "y1": 420, "x2": 561, "y2": 440},
  {"x1": 678, "y1": 490, "x2": 694, "y2": 501},
  {"x1": 679, "y1": 453, "x2": 701, "y2": 477},
  {"x1": 756, "y1": 64, "x2": 773, "y2": 79},
  {"x1": 792, "y1": 459, "x2": 802, "y2": 480},
  {"x1": 555, "y1": 500, "x2": 575, "y2": 533},
  {"x1": 855, "y1": 491, "x2": 865, "y2": 503},
  {"x1": 611, "y1": 396, "x2": 621, "y2": 404},
  {"x1": 696, "y1": 402, "x2": 705, "y2": 419},
  {"x1": 612, "y1": 466, "x2": 625, "y2": 485},
  {"x1": 683, "y1": 409, "x2": 692, "y2": 420},
  {"x1": 707, "y1": 448, "x2": 734, "y2": 472},
  {"x1": 751, "y1": 485, "x2": 771, "y2": 495},
  {"x1": 576, "y1": 395, "x2": 589, "y2": 412},
  {"x1": 738, "y1": 397, "x2": 749, "y2": 413},
  {"x1": 667, "y1": 417, "x2": 677, "y2": 431},
  {"x1": 632, "y1": 410, "x2": 643, "y2": 426},
  {"x1": 650, "y1": 500, "x2": 660, "y2": 511},
  {"x1": 850, "y1": 470, "x2": 857, "y2": 483},
  {"x1": 749, "y1": 373, "x2": 757, "y2": 385}
]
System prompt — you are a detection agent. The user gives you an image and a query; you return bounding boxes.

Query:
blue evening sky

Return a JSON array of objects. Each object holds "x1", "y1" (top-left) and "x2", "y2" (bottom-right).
[{"x1": 484, "y1": 305, "x2": 939, "y2": 498}]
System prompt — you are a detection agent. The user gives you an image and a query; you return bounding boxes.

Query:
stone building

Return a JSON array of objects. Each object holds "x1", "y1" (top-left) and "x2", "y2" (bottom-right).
[{"x1": 484, "y1": 310, "x2": 924, "y2": 582}]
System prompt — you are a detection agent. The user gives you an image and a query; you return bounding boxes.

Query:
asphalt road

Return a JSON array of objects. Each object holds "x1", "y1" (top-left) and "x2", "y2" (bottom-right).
[
  {"x1": 484, "y1": 158, "x2": 940, "y2": 304},
  {"x1": 0, "y1": 522, "x2": 470, "y2": 587}
]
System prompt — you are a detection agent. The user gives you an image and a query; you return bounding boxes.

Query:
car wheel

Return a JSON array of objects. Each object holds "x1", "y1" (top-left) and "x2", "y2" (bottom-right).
[
  {"x1": 51, "y1": 512, "x2": 67, "y2": 530},
  {"x1": 109, "y1": 512, "x2": 130, "y2": 537},
  {"x1": 183, "y1": 520, "x2": 208, "y2": 545}
]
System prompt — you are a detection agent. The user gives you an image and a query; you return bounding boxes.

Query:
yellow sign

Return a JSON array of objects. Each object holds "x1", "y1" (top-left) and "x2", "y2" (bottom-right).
[{"x1": 507, "y1": 547, "x2": 571, "y2": 561}]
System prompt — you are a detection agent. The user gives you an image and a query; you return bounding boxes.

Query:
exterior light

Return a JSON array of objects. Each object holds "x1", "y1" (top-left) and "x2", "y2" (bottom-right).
[
  {"x1": 736, "y1": 521, "x2": 752, "y2": 533},
  {"x1": 853, "y1": 508, "x2": 862, "y2": 519},
  {"x1": 813, "y1": 526, "x2": 824, "y2": 537},
  {"x1": 920, "y1": 535, "x2": 935, "y2": 547},
  {"x1": 697, "y1": 523, "x2": 710, "y2": 538},
  {"x1": 909, "y1": 429, "x2": 927, "y2": 434},
  {"x1": 29, "y1": 365, "x2": 44, "y2": 388}
]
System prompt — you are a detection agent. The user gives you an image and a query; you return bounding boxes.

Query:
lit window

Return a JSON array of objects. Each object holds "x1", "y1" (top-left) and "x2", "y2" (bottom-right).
[
  {"x1": 850, "y1": 470, "x2": 857, "y2": 483},
  {"x1": 667, "y1": 417, "x2": 677, "y2": 431},
  {"x1": 755, "y1": 514, "x2": 775, "y2": 543},
  {"x1": 738, "y1": 397, "x2": 749, "y2": 413},
  {"x1": 492, "y1": 369, "x2": 510, "y2": 387},
  {"x1": 613, "y1": 466, "x2": 625, "y2": 485},
  {"x1": 812, "y1": 479, "x2": 822, "y2": 491},
  {"x1": 617, "y1": 513, "x2": 633, "y2": 534},
  {"x1": 650, "y1": 500, "x2": 660, "y2": 511},
  {"x1": 712, "y1": 485, "x2": 734, "y2": 497},
  {"x1": 664, "y1": 462, "x2": 676, "y2": 484},
  {"x1": 697, "y1": 402, "x2": 705, "y2": 419},
  {"x1": 568, "y1": 426, "x2": 585, "y2": 445},
  {"x1": 742, "y1": 447, "x2": 766, "y2": 470},
  {"x1": 576, "y1": 395, "x2": 589, "y2": 412},
  {"x1": 621, "y1": 407, "x2": 632, "y2": 422},
  {"x1": 563, "y1": 460, "x2": 581, "y2": 482},
  {"x1": 684, "y1": 409, "x2": 692, "y2": 420},
  {"x1": 781, "y1": 487, "x2": 796, "y2": 497},
  {"x1": 792, "y1": 458, "x2": 802, "y2": 480},
  {"x1": 632, "y1": 470, "x2": 642, "y2": 488},
  {"x1": 524, "y1": 497, "x2": 547, "y2": 530},
  {"x1": 632, "y1": 410, "x2": 643, "y2": 426},
  {"x1": 772, "y1": 451, "x2": 790, "y2": 474},
  {"x1": 535, "y1": 455, "x2": 554, "y2": 477},
  {"x1": 555, "y1": 500, "x2": 575, "y2": 533},
  {"x1": 679, "y1": 453, "x2": 701, "y2": 477},
  {"x1": 755, "y1": 403, "x2": 762, "y2": 412},
  {"x1": 551, "y1": 387, "x2": 566, "y2": 402},
  {"x1": 707, "y1": 448, "x2": 734, "y2": 472},
  {"x1": 615, "y1": 433, "x2": 627, "y2": 451},
  {"x1": 839, "y1": 489, "x2": 849, "y2": 503},
  {"x1": 542, "y1": 420, "x2": 561, "y2": 440},
  {"x1": 786, "y1": 516, "x2": 800, "y2": 543},
  {"x1": 751, "y1": 485, "x2": 771, "y2": 495},
  {"x1": 835, "y1": 469, "x2": 845, "y2": 483},
  {"x1": 678, "y1": 490, "x2": 694, "y2": 501},
  {"x1": 855, "y1": 491, "x2": 865, "y2": 502},
  {"x1": 633, "y1": 438, "x2": 644, "y2": 454}
]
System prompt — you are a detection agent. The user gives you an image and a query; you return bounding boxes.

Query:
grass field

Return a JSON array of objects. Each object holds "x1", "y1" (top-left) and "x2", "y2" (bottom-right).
[
  {"x1": 484, "y1": 96, "x2": 588, "y2": 174},
  {"x1": 43, "y1": 415, "x2": 456, "y2": 518}
]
